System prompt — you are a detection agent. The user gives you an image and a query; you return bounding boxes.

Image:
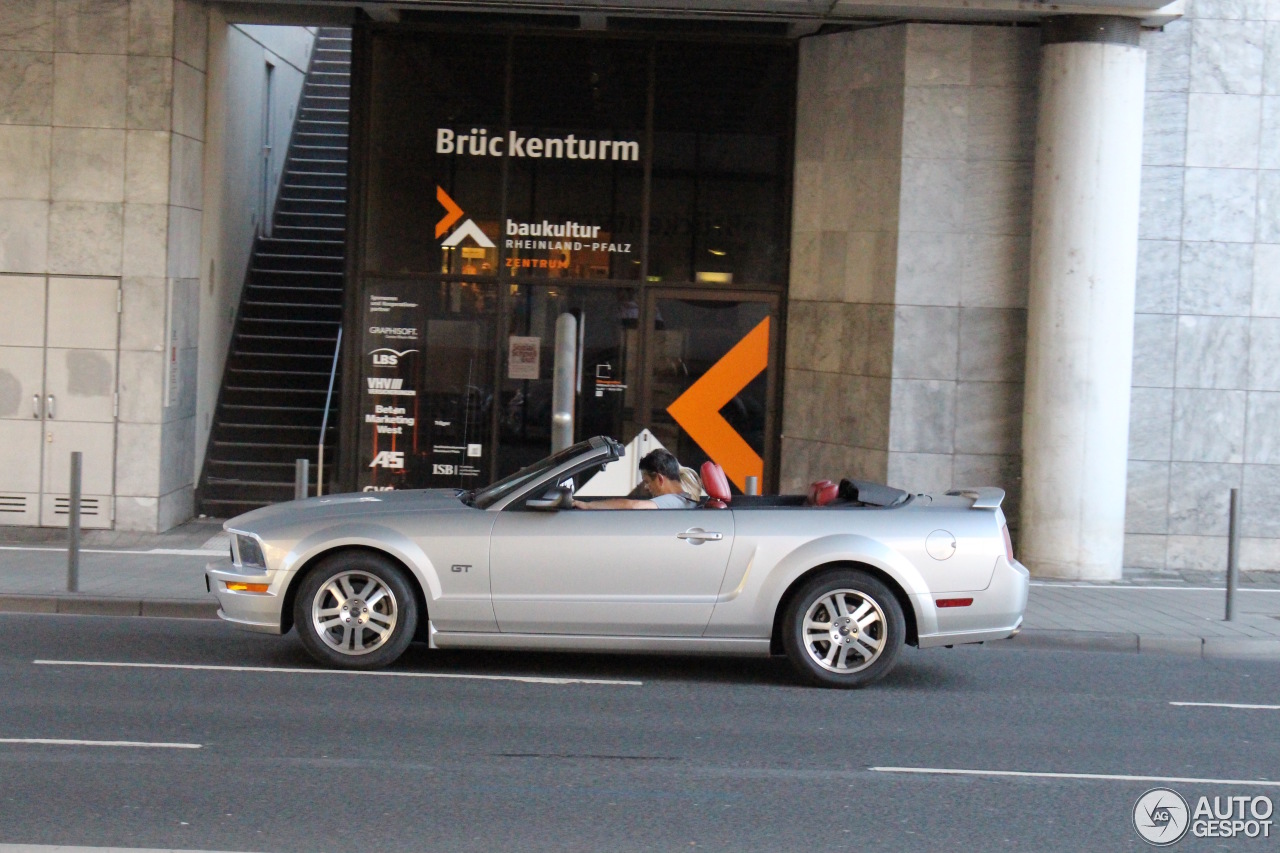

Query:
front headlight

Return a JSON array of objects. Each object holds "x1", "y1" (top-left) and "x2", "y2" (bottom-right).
[{"x1": 235, "y1": 533, "x2": 266, "y2": 569}]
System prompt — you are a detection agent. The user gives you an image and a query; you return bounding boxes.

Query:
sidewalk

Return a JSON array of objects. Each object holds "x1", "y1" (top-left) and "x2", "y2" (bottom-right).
[
  {"x1": 0, "y1": 519, "x2": 225, "y2": 619},
  {"x1": 0, "y1": 521, "x2": 1278, "y2": 660}
]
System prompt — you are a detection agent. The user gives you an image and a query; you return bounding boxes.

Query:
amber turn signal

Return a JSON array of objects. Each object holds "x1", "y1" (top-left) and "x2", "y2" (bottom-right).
[{"x1": 225, "y1": 582, "x2": 270, "y2": 593}]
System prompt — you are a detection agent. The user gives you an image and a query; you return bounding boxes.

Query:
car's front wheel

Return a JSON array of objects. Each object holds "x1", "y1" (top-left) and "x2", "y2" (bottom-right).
[
  {"x1": 294, "y1": 551, "x2": 418, "y2": 669},
  {"x1": 781, "y1": 569, "x2": 904, "y2": 688}
]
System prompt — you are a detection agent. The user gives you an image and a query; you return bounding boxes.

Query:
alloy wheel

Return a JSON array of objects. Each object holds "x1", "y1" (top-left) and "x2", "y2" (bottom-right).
[
  {"x1": 311, "y1": 570, "x2": 399, "y2": 655},
  {"x1": 800, "y1": 588, "x2": 887, "y2": 673}
]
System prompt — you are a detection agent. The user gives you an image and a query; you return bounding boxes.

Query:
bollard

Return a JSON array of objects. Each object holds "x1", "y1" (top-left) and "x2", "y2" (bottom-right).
[
  {"x1": 67, "y1": 451, "x2": 81, "y2": 593},
  {"x1": 1226, "y1": 487, "x2": 1241, "y2": 621},
  {"x1": 745, "y1": 475, "x2": 759, "y2": 496},
  {"x1": 295, "y1": 458, "x2": 310, "y2": 501}
]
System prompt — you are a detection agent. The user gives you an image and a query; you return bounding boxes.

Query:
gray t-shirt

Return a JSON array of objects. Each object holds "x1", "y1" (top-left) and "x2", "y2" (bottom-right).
[{"x1": 650, "y1": 492, "x2": 698, "y2": 509}]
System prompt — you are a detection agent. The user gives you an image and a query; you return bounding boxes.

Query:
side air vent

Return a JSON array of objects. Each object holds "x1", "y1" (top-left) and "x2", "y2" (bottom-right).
[
  {"x1": 0, "y1": 495, "x2": 28, "y2": 514},
  {"x1": 53, "y1": 496, "x2": 101, "y2": 517}
]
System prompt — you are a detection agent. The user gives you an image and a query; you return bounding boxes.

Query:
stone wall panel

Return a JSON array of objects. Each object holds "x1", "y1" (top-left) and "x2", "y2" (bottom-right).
[
  {"x1": 0, "y1": 51, "x2": 53, "y2": 124},
  {"x1": 0, "y1": 124, "x2": 49, "y2": 198},
  {"x1": 50, "y1": 127, "x2": 125, "y2": 202},
  {"x1": 52, "y1": 52, "x2": 126, "y2": 128},
  {"x1": 55, "y1": 0, "x2": 129, "y2": 55},
  {"x1": 1171, "y1": 387, "x2": 1247, "y2": 463},
  {"x1": 1132, "y1": 313, "x2": 1177, "y2": 388},
  {"x1": 1127, "y1": 460, "x2": 1171, "y2": 534}
]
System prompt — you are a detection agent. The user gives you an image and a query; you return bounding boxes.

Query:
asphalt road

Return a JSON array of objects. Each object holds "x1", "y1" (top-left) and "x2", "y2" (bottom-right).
[{"x1": 0, "y1": 614, "x2": 1277, "y2": 852}]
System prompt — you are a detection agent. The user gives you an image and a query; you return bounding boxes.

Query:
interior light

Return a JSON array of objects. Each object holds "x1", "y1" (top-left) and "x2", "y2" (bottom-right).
[{"x1": 695, "y1": 271, "x2": 733, "y2": 285}]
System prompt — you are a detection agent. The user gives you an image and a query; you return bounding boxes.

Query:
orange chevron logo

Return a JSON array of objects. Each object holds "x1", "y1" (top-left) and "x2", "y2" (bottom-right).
[
  {"x1": 435, "y1": 186, "x2": 464, "y2": 239},
  {"x1": 666, "y1": 317, "x2": 770, "y2": 492}
]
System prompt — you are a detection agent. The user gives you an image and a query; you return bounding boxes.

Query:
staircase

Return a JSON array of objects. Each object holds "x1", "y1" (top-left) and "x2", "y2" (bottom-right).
[{"x1": 197, "y1": 28, "x2": 351, "y2": 519}]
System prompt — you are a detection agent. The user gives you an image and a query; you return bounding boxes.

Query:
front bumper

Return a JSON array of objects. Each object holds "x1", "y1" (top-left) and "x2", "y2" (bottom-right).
[
  {"x1": 915, "y1": 556, "x2": 1030, "y2": 649},
  {"x1": 206, "y1": 561, "x2": 286, "y2": 635}
]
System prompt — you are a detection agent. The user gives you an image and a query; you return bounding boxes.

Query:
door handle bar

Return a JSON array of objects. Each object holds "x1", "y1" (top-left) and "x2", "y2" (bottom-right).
[
  {"x1": 677, "y1": 530, "x2": 723, "y2": 541},
  {"x1": 32, "y1": 394, "x2": 40, "y2": 418},
  {"x1": 46, "y1": 394, "x2": 55, "y2": 419}
]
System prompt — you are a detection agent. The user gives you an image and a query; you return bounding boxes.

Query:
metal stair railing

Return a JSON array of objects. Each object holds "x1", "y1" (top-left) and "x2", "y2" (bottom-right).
[{"x1": 317, "y1": 325, "x2": 341, "y2": 496}]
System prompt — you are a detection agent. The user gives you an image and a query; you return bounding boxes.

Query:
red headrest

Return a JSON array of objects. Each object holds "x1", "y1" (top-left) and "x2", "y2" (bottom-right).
[
  {"x1": 701, "y1": 461, "x2": 731, "y2": 505},
  {"x1": 807, "y1": 480, "x2": 838, "y2": 507}
]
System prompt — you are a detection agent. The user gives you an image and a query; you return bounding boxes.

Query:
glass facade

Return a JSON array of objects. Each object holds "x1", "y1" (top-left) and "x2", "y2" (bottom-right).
[{"x1": 345, "y1": 25, "x2": 795, "y2": 493}]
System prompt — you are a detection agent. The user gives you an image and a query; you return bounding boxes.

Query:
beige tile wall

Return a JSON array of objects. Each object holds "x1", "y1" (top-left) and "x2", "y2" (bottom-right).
[
  {"x1": 782, "y1": 23, "x2": 1036, "y2": 522},
  {"x1": 0, "y1": 0, "x2": 207, "y2": 531},
  {"x1": 1128, "y1": 5, "x2": 1280, "y2": 570}
]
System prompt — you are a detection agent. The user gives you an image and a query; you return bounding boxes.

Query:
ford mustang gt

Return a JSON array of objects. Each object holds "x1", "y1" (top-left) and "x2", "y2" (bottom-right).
[{"x1": 206, "y1": 436, "x2": 1028, "y2": 688}]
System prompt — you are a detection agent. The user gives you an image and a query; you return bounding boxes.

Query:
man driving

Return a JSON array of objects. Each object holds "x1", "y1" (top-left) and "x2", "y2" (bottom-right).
[{"x1": 573, "y1": 449, "x2": 698, "y2": 510}]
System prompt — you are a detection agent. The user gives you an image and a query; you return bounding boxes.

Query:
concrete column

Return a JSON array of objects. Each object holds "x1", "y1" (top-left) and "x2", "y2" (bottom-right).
[{"x1": 1020, "y1": 17, "x2": 1146, "y2": 580}]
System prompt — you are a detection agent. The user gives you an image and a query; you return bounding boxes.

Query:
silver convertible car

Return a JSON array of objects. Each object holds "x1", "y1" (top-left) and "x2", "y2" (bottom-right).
[{"x1": 206, "y1": 436, "x2": 1028, "y2": 688}]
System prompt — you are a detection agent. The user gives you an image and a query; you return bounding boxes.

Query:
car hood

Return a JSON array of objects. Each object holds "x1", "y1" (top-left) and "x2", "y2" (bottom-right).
[{"x1": 224, "y1": 489, "x2": 466, "y2": 532}]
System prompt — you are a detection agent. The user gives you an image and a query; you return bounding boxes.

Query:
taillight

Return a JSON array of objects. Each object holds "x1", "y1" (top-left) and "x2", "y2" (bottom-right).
[{"x1": 1002, "y1": 524, "x2": 1015, "y2": 562}]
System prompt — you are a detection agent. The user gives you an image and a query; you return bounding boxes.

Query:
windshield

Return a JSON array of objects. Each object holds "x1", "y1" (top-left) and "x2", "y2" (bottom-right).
[{"x1": 473, "y1": 440, "x2": 600, "y2": 509}]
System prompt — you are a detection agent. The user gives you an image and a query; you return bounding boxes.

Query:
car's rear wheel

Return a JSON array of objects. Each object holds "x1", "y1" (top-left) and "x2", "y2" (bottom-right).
[
  {"x1": 294, "y1": 551, "x2": 418, "y2": 669},
  {"x1": 782, "y1": 569, "x2": 904, "y2": 688}
]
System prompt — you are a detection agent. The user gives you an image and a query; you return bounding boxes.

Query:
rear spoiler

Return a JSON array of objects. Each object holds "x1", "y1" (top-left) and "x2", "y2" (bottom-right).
[{"x1": 946, "y1": 487, "x2": 1006, "y2": 510}]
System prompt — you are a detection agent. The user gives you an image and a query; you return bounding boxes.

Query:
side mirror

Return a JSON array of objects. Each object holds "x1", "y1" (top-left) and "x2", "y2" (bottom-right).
[{"x1": 526, "y1": 485, "x2": 574, "y2": 511}]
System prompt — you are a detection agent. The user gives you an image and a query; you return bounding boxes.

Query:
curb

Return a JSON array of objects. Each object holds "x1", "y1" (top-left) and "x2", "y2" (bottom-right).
[
  {"x1": 1007, "y1": 629, "x2": 1280, "y2": 661},
  {"x1": 0, "y1": 595, "x2": 218, "y2": 620},
  {"x1": 1, "y1": 600, "x2": 1277, "y2": 660}
]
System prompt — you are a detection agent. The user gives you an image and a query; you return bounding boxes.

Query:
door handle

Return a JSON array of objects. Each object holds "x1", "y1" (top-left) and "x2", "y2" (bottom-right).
[
  {"x1": 32, "y1": 394, "x2": 40, "y2": 418},
  {"x1": 46, "y1": 395, "x2": 55, "y2": 419},
  {"x1": 677, "y1": 529, "x2": 723, "y2": 542}
]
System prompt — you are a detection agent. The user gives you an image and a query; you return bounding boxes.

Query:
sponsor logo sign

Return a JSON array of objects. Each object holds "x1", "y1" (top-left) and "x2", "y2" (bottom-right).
[
  {"x1": 365, "y1": 404, "x2": 415, "y2": 436},
  {"x1": 370, "y1": 347, "x2": 417, "y2": 367},
  {"x1": 369, "y1": 451, "x2": 404, "y2": 470},
  {"x1": 366, "y1": 377, "x2": 415, "y2": 397},
  {"x1": 369, "y1": 326, "x2": 418, "y2": 341}
]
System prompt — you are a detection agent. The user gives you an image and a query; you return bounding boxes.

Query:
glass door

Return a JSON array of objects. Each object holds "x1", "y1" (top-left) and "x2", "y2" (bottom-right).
[
  {"x1": 499, "y1": 284, "x2": 647, "y2": 476},
  {"x1": 643, "y1": 289, "x2": 780, "y2": 494}
]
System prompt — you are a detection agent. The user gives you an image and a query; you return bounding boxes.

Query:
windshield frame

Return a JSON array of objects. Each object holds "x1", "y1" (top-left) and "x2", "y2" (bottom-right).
[{"x1": 473, "y1": 439, "x2": 607, "y2": 510}]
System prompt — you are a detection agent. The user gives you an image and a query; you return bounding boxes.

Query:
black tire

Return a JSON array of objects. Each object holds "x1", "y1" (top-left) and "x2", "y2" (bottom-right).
[
  {"x1": 293, "y1": 550, "x2": 418, "y2": 670},
  {"x1": 781, "y1": 569, "x2": 904, "y2": 688}
]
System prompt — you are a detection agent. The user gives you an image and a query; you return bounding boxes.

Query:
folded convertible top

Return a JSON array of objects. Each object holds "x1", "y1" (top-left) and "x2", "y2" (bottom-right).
[{"x1": 838, "y1": 479, "x2": 910, "y2": 508}]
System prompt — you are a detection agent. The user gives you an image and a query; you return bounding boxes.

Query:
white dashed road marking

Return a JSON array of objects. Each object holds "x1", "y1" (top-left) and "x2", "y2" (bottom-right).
[
  {"x1": 1170, "y1": 701, "x2": 1280, "y2": 710},
  {"x1": 1029, "y1": 582, "x2": 1280, "y2": 592},
  {"x1": 34, "y1": 659, "x2": 642, "y2": 686},
  {"x1": 0, "y1": 546, "x2": 223, "y2": 556},
  {"x1": 0, "y1": 738, "x2": 200, "y2": 749},
  {"x1": 0, "y1": 840, "x2": 249, "y2": 845},
  {"x1": 871, "y1": 767, "x2": 1280, "y2": 786}
]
